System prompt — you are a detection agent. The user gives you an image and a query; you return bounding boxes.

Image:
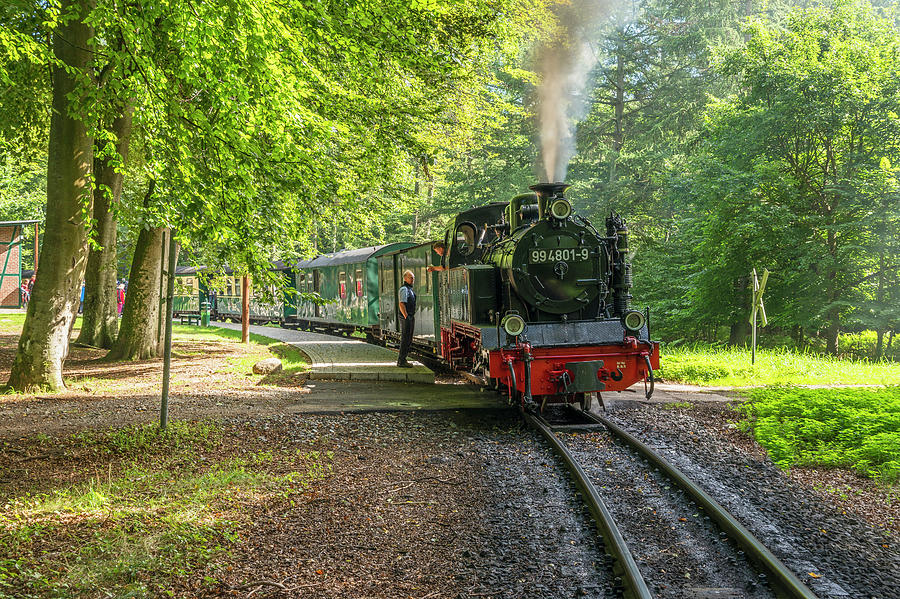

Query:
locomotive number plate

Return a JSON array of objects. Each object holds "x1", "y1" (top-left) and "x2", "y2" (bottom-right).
[{"x1": 529, "y1": 248, "x2": 590, "y2": 264}]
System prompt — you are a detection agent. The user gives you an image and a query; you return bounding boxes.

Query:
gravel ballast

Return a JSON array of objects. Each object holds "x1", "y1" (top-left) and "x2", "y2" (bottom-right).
[{"x1": 604, "y1": 402, "x2": 900, "y2": 599}]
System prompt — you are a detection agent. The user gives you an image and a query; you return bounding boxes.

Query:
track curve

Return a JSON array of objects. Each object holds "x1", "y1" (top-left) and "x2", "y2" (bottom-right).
[{"x1": 527, "y1": 408, "x2": 822, "y2": 599}]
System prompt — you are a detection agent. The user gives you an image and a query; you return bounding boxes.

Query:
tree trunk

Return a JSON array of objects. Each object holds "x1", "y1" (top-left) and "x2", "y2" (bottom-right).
[
  {"x1": 106, "y1": 182, "x2": 165, "y2": 361},
  {"x1": 728, "y1": 321, "x2": 749, "y2": 346},
  {"x1": 77, "y1": 105, "x2": 133, "y2": 349},
  {"x1": 825, "y1": 227, "x2": 840, "y2": 355},
  {"x1": 792, "y1": 324, "x2": 804, "y2": 349},
  {"x1": 7, "y1": 0, "x2": 94, "y2": 391},
  {"x1": 728, "y1": 275, "x2": 750, "y2": 346},
  {"x1": 874, "y1": 252, "x2": 885, "y2": 360}
]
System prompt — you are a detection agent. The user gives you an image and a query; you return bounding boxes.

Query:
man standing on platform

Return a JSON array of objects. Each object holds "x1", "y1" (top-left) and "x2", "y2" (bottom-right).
[{"x1": 397, "y1": 269, "x2": 416, "y2": 368}]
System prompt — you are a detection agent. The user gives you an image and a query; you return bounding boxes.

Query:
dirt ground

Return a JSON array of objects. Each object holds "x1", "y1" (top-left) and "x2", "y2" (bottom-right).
[
  {"x1": 0, "y1": 322, "x2": 896, "y2": 598},
  {"x1": 0, "y1": 325, "x2": 312, "y2": 440}
]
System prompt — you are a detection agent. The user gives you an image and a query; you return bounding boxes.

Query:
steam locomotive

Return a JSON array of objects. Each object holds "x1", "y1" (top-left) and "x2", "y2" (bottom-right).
[{"x1": 174, "y1": 182, "x2": 659, "y2": 410}]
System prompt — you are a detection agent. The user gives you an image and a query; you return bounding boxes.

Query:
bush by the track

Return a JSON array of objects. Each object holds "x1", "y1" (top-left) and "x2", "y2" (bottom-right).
[{"x1": 739, "y1": 386, "x2": 900, "y2": 483}]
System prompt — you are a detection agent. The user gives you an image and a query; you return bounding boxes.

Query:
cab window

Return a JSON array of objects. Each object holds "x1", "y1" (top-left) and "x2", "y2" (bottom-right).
[{"x1": 455, "y1": 223, "x2": 477, "y2": 256}]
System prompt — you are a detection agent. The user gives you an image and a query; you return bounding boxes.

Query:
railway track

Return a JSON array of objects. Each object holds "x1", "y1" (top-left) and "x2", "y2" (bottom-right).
[{"x1": 526, "y1": 407, "x2": 821, "y2": 599}]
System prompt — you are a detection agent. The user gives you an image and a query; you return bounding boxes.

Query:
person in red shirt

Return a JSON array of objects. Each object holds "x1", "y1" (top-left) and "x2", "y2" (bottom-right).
[{"x1": 116, "y1": 283, "x2": 125, "y2": 315}]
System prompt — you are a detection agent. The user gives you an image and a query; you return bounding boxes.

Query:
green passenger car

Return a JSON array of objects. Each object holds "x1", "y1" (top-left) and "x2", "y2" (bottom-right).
[
  {"x1": 173, "y1": 266, "x2": 208, "y2": 316},
  {"x1": 290, "y1": 244, "x2": 414, "y2": 333}
]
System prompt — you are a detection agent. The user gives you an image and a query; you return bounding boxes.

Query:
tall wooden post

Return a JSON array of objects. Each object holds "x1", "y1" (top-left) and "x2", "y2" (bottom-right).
[
  {"x1": 160, "y1": 232, "x2": 177, "y2": 429},
  {"x1": 241, "y1": 274, "x2": 250, "y2": 344},
  {"x1": 33, "y1": 222, "x2": 39, "y2": 271}
]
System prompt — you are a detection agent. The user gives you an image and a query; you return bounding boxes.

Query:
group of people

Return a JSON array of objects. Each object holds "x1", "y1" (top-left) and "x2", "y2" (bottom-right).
[
  {"x1": 71, "y1": 281, "x2": 127, "y2": 315},
  {"x1": 19, "y1": 276, "x2": 35, "y2": 306}
]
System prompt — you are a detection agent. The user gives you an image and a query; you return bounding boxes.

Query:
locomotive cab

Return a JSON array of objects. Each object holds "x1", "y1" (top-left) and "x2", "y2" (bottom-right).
[{"x1": 443, "y1": 202, "x2": 508, "y2": 268}]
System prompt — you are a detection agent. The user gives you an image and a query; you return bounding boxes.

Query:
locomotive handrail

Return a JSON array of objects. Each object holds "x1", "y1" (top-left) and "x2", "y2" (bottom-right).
[{"x1": 643, "y1": 355, "x2": 655, "y2": 400}]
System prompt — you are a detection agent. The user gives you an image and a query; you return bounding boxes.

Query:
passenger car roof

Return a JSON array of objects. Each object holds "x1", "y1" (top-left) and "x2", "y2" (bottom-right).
[{"x1": 303, "y1": 243, "x2": 415, "y2": 268}]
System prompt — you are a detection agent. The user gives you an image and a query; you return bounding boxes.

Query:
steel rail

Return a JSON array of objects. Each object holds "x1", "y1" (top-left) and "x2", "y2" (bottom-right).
[
  {"x1": 524, "y1": 413, "x2": 653, "y2": 599},
  {"x1": 584, "y1": 411, "x2": 820, "y2": 599}
]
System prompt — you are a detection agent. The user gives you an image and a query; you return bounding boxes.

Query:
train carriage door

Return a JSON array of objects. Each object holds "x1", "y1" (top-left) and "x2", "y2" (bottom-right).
[{"x1": 313, "y1": 270, "x2": 321, "y2": 317}]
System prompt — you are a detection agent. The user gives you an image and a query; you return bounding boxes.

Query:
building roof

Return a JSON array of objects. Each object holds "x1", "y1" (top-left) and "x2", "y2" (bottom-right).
[{"x1": 0, "y1": 220, "x2": 40, "y2": 227}]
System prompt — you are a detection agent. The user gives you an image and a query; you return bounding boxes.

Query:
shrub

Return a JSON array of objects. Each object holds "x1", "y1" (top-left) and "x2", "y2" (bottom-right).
[{"x1": 740, "y1": 386, "x2": 900, "y2": 483}]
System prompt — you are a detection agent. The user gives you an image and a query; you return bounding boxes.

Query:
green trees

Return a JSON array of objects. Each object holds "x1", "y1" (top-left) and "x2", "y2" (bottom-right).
[
  {"x1": 432, "y1": 0, "x2": 898, "y2": 356},
  {"x1": 698, "y1": 0, "x2": 900, "y2": 353},
  {"x1": 0, "y1": 0, "x2": 539, "y2": 388}
]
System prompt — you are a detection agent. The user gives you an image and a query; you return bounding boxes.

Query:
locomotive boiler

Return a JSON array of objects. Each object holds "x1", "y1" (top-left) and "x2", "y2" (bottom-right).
[{"x1": 438, "y1": 183, "x2": 659, "y2": 409}]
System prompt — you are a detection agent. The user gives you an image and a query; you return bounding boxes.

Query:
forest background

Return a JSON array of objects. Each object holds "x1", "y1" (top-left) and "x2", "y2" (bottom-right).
[{"x1": 0, "y1": 0, "x2": 898, "y2": 392}]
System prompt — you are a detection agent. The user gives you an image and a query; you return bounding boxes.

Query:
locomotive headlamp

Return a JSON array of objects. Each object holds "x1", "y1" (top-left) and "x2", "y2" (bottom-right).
[
  {"x1": 549, "y1": 198, "x2": 573, "y2": 220},
  {"x1": 501, "y1": 313, "x2": 526, "y2": 337},
  {"x1": 622, "y1": 309, "x2": 646, "y2": 332}
]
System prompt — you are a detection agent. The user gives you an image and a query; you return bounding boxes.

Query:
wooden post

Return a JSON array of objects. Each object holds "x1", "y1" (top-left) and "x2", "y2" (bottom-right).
[
  {"x1": 160, "y1": 232, "x2": 177, "y2": 430},
  {"x1": 241, "y1": 274, "x2": 250, "y2": 344},
  {"x1": 33, "y1": 222, "x2": 38, "y2": 271}
]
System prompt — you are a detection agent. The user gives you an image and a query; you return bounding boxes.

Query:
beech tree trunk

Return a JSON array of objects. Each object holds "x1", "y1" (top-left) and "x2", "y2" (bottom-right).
[
  {"x1": 7, "y1": 0, "x2": 94, "y2": 391},
  {"x1": 77, "y1": 106, "x2": 133, "y2": 349},
  {"x1": 106, "y1": 182, "x2": 165, "y2": 361}
]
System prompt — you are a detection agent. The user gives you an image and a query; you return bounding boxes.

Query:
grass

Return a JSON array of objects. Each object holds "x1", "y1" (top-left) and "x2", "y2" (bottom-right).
[
  {"x1": 0, "y1": 313, "x2": 30, "y2": 333},
  {"x1": 658, "y1": 343, "x2": 900, "y2": 387},
  {"x1": 739, "y1": 386, "x2": 900, "y2": 483},
  {"x1": 172, "y1": 324, "x2": 307, "y2": 381},
  {"x1": 0, "y1": 421, "x2": 332, "y2": 598}
]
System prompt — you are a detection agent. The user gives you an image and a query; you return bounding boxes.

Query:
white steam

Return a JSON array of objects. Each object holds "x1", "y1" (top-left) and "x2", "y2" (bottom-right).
[{"x1": 536, "y1": 0, "x2": 609, "y2": 182}]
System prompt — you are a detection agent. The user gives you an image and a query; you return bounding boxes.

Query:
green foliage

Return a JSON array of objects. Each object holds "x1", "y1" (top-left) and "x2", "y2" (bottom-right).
[
  {"x1": 659, "y1": 343, "x2": 900, "y2": 386},
  {"x1": 740, "y1": 386, "x2": 900, "y2": 482},
  {"x1": 1, "y1": 0, "x2": 546, "y2": 280}
]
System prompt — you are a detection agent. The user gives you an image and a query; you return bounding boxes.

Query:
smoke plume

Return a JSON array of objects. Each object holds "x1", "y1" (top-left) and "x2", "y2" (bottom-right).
[{"x1": 536, "y1": 0, "x2": 608, "y2": 182}]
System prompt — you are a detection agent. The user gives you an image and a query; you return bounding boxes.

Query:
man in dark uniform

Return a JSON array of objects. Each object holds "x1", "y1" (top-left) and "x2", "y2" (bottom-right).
[
  {"x1": 427, "y1": 241, "x2": 446, "y2": 272},
  {"x1": 397, "y1": 269, "x2": 416, "y2": 367}
]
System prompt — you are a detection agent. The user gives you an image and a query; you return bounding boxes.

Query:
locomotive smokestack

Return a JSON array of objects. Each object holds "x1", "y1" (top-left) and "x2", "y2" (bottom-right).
[
  {"x1": 529, "y1": 182, "x2": 570, "y2": 219},
  {"x1": 529, "y1": 182, "x2": 570, "y2": 199}
]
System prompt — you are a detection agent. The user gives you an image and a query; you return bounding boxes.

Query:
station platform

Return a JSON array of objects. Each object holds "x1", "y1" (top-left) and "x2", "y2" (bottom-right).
[{"x1": 210, "y1": 322, "x2": 435, "y2": 384}]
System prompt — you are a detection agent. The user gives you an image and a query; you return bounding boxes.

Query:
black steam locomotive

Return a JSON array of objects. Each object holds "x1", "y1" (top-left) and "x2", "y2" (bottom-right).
[{"x1": 436, "y1": 183, "x2": 658, "y2": 409}]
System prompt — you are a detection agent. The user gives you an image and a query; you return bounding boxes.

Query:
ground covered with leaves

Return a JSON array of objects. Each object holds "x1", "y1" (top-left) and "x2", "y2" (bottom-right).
[
  {"x1": 1, "y1": 411, "x2": 619, "y2": 599},
  {"x1": 0, "y1": 317, "x2": 309, "y2": 438}
]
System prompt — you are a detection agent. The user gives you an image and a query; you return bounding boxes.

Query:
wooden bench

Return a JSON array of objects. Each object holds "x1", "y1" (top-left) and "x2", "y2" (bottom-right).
[{"x1": 180, "y1": 314, "x2": 202, "y2": 326}]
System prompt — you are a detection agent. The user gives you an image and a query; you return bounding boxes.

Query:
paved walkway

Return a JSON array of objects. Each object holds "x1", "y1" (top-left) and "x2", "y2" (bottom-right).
[{"x1": 211, "y1": 322, "x2": 435, "y2": 383}]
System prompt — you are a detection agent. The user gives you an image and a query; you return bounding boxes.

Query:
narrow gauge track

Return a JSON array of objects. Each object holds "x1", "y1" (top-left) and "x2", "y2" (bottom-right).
[{"x1": 526, "y1": 408, "x2": 821, "y2": 599}]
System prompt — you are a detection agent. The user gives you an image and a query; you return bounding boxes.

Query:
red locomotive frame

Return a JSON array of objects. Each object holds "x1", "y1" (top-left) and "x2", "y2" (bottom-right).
[{"x1": 441, "y1": 321, "x2": 659, "y2": 402}]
